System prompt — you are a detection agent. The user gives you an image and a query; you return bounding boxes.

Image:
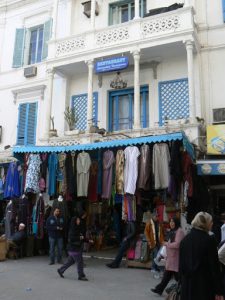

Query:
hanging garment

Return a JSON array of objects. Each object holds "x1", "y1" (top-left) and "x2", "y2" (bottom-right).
[
  {"x1": 18, "y1": 195, "x2": 29, "y2": 227},
  {"x1": 153, "y1": 143, "x2": 170, "y2": 190},
  {"x1": 25, "y1": 154, "x2": 41, "y2": 193},
  {"x1": 65, "y1": 152, "x2": 77, "y2": 196},
  {"x1": 182, "y1": 151, "x2": 193, "y2": 197},
  {"x1": 88, "y1": 161, "x2": 98, "y2": 202},
  {"x1": 97, "y1": 150, "x2": 103, "y2": 195},
  {"x1": 77, "y1": 152, "x2": 91, "y2": 197},
  {"x1": 33, "y1": 195, "x2": 44, "y2": 238},
  {"x1": 101, "y1": 150, "x2": 114, "y2": 199},
  {"x1": 138, "y1": 144, "x2": 151, "y2": 191},
  {"x1": 122, "y1": 194, "x2": 136, "y2": 221},
  {"x1": 40, "y1": 153, "x2": 48, "y2": 181},
  {"x1": 23, "y1": 153, "x2": 30, "y2": 191},
  {"x1": 57, "y1": 153, "x2": 67, "y2": 194},
  {"x1": 115, "y1": 150, "x2": 125, "y2": 194},
  {"x1": 4, "y1": 162, "x2": 21, "y2": 198},
  {"x1": 48, "y1": 153, "x2": 58, "y2": 196},
  {"x1": 124, "y1": 146, "x2": 140, "y2": 195},
  {"x1": 5, "y1": 200, "x2": 13, "y2": 239}
]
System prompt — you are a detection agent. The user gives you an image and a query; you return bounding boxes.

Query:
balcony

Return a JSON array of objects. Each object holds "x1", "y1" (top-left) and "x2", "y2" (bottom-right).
[{"x1": 48, "y1": 7, "x2": 195, "y2": 63}]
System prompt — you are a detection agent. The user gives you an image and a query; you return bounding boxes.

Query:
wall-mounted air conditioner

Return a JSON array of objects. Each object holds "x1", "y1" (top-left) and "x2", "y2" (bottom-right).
[
  {"x1": 24, "y1": 66, "x2": 37, "y2": 78},
  {"x1": 213, "y1": 108, "x2": 225, "y2": 124},
  {"x1": 82, "y1": 1, "x2": 99, "y2": 18}
]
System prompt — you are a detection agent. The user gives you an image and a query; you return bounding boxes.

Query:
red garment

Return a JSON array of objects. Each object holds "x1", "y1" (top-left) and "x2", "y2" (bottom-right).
[
  {"x1": 156, "y1": 204, "x2": 164, "y2": 223},
  {"x1": 182, "y1": 152, "x2": 193, "y2": 197},
  {"x1": 88, "y1": 161, "x2": 98, "y2": 202}
]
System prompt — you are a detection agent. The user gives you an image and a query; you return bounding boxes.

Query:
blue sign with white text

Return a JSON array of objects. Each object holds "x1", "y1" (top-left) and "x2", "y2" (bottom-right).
[{"x1": 95, "y1": 57, "x2": 129, "y2": 73}]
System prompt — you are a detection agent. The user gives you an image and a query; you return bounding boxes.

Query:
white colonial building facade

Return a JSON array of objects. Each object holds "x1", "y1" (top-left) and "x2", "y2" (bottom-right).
[{"x1": 0, "y1": 0, "x2": 225, "y2": 153}]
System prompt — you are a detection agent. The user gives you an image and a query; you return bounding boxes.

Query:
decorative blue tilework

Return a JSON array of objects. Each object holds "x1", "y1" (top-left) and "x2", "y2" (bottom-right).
[
  {"x1": 159, "y1": 78, "x2": 189, "y2": 126},
  {"x1": 71, "y1": 92, "x2": 98, "y2": 130}
]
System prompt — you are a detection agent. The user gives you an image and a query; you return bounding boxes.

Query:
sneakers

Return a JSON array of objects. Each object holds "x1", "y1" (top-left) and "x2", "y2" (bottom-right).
[
  {"x1": 78, "y1": 276, "x2": 88, "y2": 281},
  {"x1": 57, "y1": 269, "x2": 64, "y2": 278},
  {"x1": 151, "y1": 288, "x2": 162, "y2": 296}
]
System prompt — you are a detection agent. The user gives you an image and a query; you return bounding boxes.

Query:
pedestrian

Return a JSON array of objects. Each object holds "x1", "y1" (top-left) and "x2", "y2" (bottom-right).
[
  {"x1": 46, "y1": 207, "x2": 64, "y2": 265},
  {"x1": 57, "y1": 215, "x2": 93, "y2": 281},
  {"x1": 179, "y1": 211, "x2": 224, "y2": 300},
  {"x1": 106, "y1": 213, "x2": 135, "y2": 268},
  {"x1": 151, "y1": 217, "x2": 185, "y2": 296},
  {"x1": 218, "y1": 241, "x2": 225, "y2": 298}
]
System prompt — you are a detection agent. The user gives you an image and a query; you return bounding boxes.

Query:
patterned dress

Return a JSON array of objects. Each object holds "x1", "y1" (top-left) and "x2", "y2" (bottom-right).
[
  {"x1": 25, "y1": 154, "x2": 41, "y2": 193},
  {"x1": 115, "y1": 150, "x2": 124, "y2": 194},
  {"x1": 102, "y1": 150, "x2": 114, "y2": 199}
]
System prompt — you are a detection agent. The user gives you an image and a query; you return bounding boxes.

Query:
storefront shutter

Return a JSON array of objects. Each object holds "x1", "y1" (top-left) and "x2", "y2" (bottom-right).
[
  {"x1": 12, "y1": 28, "x2": 25, "y2": 68},
  {"x1": 223, "y1": 0, "x2": 225, "y2": 22},
  {"x1": 42, "y1": 19, "x2": 52, "y2": 60},
  {"x1": 17, "y1": 103, "x2": 27, "y2": 145},
  {"x1": 26, "y1": 102, "x2": 38, "y2": 145}
]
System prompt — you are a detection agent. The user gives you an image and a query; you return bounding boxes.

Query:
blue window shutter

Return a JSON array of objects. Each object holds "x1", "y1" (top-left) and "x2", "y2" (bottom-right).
[
  {"x1": 17, "y1": 103, "x2": 27, "y2": 145},
  {"x1": 42, "y1": 19, "x2": 52, "y2": 60},
  {"x1": 26, "y1": 102, "x2": 38, "y2": 145},
  {"x1": 12, "y1": 28, "x2": 25, "y2": 68},
  {"x1": 223, "y1": 0, "x2": 225, "y2": 22}
]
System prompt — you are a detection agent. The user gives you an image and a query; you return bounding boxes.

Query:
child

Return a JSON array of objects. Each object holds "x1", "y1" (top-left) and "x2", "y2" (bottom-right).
[{"x1": 57, "y1": 216, "x2": 93, "y2": 281}]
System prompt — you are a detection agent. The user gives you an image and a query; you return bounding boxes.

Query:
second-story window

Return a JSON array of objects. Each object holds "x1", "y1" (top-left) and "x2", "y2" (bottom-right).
[
  {"x1": 28, "y1": 26, "x2": 44, "y2": 65},
  {"x1": 12, "y1": 19, "x2": 52, "y2": 68},
  {"x1": 109, "y1": 0, "x2": 146, "y2": 25}
]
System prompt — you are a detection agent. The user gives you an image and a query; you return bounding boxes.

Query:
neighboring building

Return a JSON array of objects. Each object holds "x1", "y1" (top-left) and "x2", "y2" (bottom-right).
[{"x1": 0, "y1": 0, "x2": 225, "y2": 153}]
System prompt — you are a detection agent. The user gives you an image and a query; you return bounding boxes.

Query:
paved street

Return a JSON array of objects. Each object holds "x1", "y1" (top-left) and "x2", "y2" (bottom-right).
[{"x1": 0, "y1": 254, "x2": 166, "y2": 300}]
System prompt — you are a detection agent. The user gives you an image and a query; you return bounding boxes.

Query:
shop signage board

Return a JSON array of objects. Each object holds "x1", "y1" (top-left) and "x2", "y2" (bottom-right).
[
  {"x1": 197, "y1": 160, "x2": 225, "y2": 175},
  {"x1": 95, "y1": 56, "x2": 129, "y2": 73},
  {"x1": 207, "y1": 124, "x2": 225, "y2": 155}
]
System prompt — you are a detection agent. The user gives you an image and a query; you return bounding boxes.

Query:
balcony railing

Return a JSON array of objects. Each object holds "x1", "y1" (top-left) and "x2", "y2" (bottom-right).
[{"x1": 49, "y1": 7, "x2": 194, "y2": 59}]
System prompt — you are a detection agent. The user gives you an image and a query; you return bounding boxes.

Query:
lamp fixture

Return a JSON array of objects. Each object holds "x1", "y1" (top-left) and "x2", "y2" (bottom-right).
[{"x1": 110, "y1": 72, "x2": 127, "y2": 89}]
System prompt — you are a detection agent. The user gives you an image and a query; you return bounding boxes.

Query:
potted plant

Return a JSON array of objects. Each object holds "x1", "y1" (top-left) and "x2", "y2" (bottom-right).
[
  {"x1": 64, "y1": 106, "x2": 79, "y2": 135},
  {"x1": 49, "y1": 116, "x2": 58, "y2": 137}
]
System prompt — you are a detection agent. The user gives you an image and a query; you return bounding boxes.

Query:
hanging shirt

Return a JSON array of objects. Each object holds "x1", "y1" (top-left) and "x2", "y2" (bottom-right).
[
  {"x1": 115, "y1": 150, "x2": 125, "y2": 194},
  {"x1": 77, "y1": 152, "x2": 91, "y2": 197},
  {"x1": 124, "y1": 146, "x2": 140, "y2": 195}
]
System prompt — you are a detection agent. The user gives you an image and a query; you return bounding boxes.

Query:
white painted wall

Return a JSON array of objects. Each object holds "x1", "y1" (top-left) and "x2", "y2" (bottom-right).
[{"x1": 0, "y1": 0, "x2": 225, "y2": 151}]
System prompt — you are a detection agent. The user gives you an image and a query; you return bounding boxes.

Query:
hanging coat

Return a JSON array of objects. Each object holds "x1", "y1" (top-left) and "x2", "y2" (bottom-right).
[
  {"x1": 102, "y1": 150, "x2": 114, "y2": 199},
  {"x1": 48, "y1": 153, "x2": 58, "y2": 196},
  {"x1": 77, "y1": 152, "x2": 91, "y2": 197},
  {"x1": 138, "y1": 144, "x2": 151, "y2": 191},
  {"x1": 25, "y1": 154, "x2": 41, "y2": 193},
  {"x1": 88, "y1": 161, "x2": 98, "y2": 202},
  {"x1": 124, "y1": 146, "x2": 140, "y2": 195},
  {"x1": 4, "y1": 162, "x2": 21, "y2": 198}
]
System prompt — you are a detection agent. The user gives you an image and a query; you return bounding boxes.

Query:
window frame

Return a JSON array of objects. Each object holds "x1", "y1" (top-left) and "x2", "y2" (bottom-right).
[
  {"x1": 109, "y1": 0, "x2": 146, "y2": 25},
  {"x1": 108, "y1": 85, "x2": 149, "y2": 132}
]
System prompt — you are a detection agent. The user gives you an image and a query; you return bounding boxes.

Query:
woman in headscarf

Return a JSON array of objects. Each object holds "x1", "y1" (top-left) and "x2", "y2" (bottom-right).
[
  {"x1": 151, "y1": 217, "x2": 185, "y2": 296},
  {"x1": 179, "y1": 211, "x2": 224, "y2": 300}
]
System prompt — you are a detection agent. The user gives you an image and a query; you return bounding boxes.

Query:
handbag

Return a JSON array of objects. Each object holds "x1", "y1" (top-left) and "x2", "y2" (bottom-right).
[{"x1": 166, "y1": 283, "x2": 181, "y2": 300}]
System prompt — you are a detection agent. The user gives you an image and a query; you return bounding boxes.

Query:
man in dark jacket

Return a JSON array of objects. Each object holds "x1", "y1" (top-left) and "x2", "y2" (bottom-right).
[
  {"x1": 106, "y1": 213, "x2": 136, "y2": 268},
  {"x1": 46, "y1": 207, "x2": 64, "y2": 265},
  {"x1": 7, "y1": 223, "x2": 26, "y2": 247}
]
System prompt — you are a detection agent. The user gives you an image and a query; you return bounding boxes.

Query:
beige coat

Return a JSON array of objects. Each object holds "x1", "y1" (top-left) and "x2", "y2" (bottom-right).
[{"x1": 77, "y1": 152, "x2": 91, "y2": 197}]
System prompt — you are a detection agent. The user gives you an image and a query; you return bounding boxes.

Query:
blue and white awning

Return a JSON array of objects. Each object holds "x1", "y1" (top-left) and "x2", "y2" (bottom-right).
[{"x1": 13, "y1": 132, "x2": 195, "y2": 159}]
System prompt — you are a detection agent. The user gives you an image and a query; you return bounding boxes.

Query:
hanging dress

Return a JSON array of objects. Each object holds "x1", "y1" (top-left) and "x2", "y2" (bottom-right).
[
  {"x1": 138, "y1": 144, "x2": 151, "y2": 191},
  {"x1": 115, "y1": 150, "x2": 124, "y2": 194},
  {"x1": 124, "y1": 146, "x2": 140, "y2": 195},
  {"x1": 4, "y1": 162, "x2": 21, "y2": 198},
  {"x1": 48, "y1": 153, "x2": 58, "y2": 196},
  {"x1": 153, "y1": 143, "x2": 170, "y2": 190},
  {"x1": 88, "y1": 161, "x2": 98, "y2": 202},
  {"x1": 25, "y1": 154, "x2": 41, "y2": 193},
  {"x1": 102, "y1": 150, "x2": 115, "y2": 199},
  {"x1": 77, "y1": 152, "x2": 91, "y2": 197}
]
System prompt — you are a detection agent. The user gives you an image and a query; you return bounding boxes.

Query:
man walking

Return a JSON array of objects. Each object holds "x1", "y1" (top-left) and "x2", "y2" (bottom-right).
[
  {"x1": 46, "y1": 207, "x2": 64, "y2": 265},
  {"x1": 106, "y1": 213, "x2": 135, "y2": 268}
]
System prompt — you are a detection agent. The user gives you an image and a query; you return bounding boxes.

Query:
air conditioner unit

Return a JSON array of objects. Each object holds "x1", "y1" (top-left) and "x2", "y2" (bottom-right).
[
  {"x1": 24, "y1": 66, "x2": 37, "y2": 78},
  {"x1": 82, "y1": 1, "x2": 99, "y2": 18},
  {"x1": 213, "y1": 108, "x2": 225, "y2": 124}
]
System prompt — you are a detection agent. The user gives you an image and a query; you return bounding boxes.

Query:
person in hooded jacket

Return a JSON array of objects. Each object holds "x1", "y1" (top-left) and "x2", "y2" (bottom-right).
[
  {"x1": 57, "y1": 215, "x2": 93, "y2": 281},
  {"x1": 179, "y1": 211, "x2": 224, "y2": 300},
  {"x1": 151, "y1": 217, "x2": 185, "y2": 296}
]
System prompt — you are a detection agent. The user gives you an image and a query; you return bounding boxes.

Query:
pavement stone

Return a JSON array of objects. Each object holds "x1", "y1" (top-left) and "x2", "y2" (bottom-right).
[{"x1": 0, "y1": 255, "x2": 166, "y2": 300}]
